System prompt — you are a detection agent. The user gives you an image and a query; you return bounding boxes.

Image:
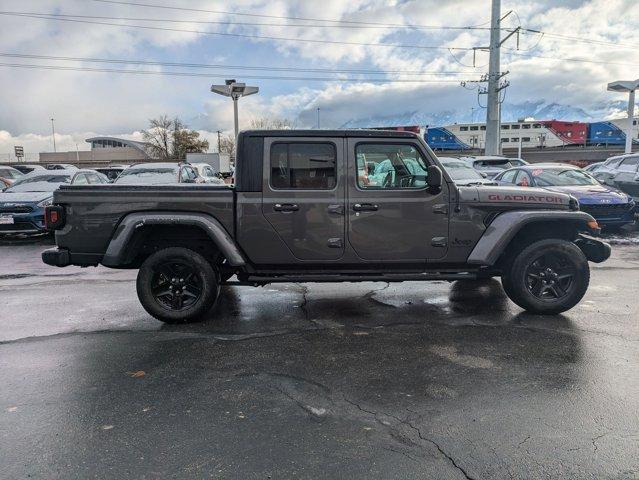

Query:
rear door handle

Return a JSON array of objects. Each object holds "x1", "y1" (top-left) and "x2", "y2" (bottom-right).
[
  {"x1": 273, "y1": 203, "x2": 299, "y2": 212},
  {"x1": 353, "y1": 203, "x2": 378, "y2": 212}
]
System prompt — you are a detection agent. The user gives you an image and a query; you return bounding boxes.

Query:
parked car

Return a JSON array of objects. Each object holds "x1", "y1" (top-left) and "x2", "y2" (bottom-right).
[
  {"x1": 114, "y1": 163, "x2": 203, "y2": 185},
  {"x1": 583, "y1": 162, "x2": 604, "y2": 173},
  {"x1": 9, "y1": 164, "x2": 47, "y2": 174},
  {"x1": 592, "y1": 153, "x2": 639, "y2": 201},
  {"x1": 191, "y1": 163, "x2": 227, "y2": 185},
  {"x1": 43, "y1": 129, "x2": 610, "y2": 322},
  {"x1": 438, "y1": 157, "x2": 497, "y2": 186},
  {"x1": 495, "y1": 164, "x2": 635, "y2": 229},
  {"x1": 461, "y1": 155, "x2": 529, "y2": 178},
  {"x1": 0, "y1": 169, "x2": 108, "y2": 235},
  {"x1": 46, "y1": 163, "x2": 78, "y2": 170},
  {"x1": 95, "y1": 165, "x2": 129, "y2": 182},
  {"x1": 0, "y1": 166, "x2": 24, "y2": 186}
]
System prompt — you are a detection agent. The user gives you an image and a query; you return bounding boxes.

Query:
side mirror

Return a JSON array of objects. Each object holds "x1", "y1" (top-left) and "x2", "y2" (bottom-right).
[
  {"x1": 481, "y1": 172, "x2": 488, "y2": 178},
  {"x1": 427, "y1": 165, "x2": 443, "y2": 193}
]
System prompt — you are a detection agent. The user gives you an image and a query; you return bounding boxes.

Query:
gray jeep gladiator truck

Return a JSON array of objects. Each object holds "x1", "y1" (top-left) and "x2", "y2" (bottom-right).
[{"x1": 42, "y1": 130, "x2": 611, "y2": 323}]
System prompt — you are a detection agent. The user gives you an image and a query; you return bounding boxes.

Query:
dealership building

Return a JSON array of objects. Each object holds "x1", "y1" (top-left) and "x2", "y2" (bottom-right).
[{"x1": 39, "y1": 137, "x2": 151, "y2": 165}]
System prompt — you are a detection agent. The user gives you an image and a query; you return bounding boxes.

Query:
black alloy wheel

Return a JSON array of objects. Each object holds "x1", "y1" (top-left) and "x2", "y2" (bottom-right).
[
  {"x1": 137, "y1": 247, "x2": 220, "y2": 323},
  {"x1": 524, "y1": 253, "x2": 576, "y2": 301},
  {"x1": 151, "y1": 260, "x2": 203, "y2": 312},
  {"x1": 501, "y1": 238, "x2": 589, "y2": 315}
]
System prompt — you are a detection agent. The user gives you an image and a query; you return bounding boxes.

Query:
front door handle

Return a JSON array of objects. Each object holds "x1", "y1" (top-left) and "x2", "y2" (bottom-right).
[
  {"x1": 353, "y1": 203, "x2": 378, "y2": 212},
  {"x1": 273, "y1": 203, "x2": 299, "y2": 212}
]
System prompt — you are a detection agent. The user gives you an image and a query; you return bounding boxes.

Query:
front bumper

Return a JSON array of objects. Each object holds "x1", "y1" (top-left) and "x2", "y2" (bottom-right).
[
  {"x1": 42, "y1": 247, "x2": 71, "y2": 267},
  {"x1": 0, "y1": 211, "x2": 46, "y2": 234},
  {"x1": 575, "y1": 235, "x2": 612, "y2": 263}
]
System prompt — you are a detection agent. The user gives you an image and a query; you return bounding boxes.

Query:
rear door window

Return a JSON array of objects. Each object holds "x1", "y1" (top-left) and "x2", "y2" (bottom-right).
[
  {"x1": 499, "y1": 170, "x2": 518, "y2": 183},
  {"x1": 72, "y1": 174, "x2": 89, "y2": 185},
  {"x1": 270, "y1": 143, "x2": 336, "y2": 189},
  {"x1": 618, "y1": 157, "x2": 639, "y2": 173}
]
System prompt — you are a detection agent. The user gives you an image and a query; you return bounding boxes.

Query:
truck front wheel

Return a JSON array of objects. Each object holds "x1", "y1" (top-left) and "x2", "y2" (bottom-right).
[
  {"x1": 136, "y1": 247, "x2": 220, "y2": 323},
  {"x1": 501, "y1": 239, "x2": 590, "y2": 315}
]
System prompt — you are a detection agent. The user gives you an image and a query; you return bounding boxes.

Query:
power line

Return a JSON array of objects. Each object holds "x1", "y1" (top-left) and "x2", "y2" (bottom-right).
[
  {"x1": 506, "y1": 50, "x2": 639, "y2": 68},
  {"x1": 88, "y1": 0, "x2": 639, "y2": 51},
  {"x1": 519, "y1": 28, "x2": 639, "y2": 50},
  {"x1": 0, "y1": 62, "x2": 481, "y2": 83},
  {"x1": 0, "y1": 52, "x2": 475, "y2": 76},
  {"x1": 3, "y1": 11, "x2": 497, "y2": 31},
  {"x1": 91, "y1": 0, "x2": 494, "y2": 30},
  {"x1": 0, "y1": 12, "x2": 475, "y2": 51}
]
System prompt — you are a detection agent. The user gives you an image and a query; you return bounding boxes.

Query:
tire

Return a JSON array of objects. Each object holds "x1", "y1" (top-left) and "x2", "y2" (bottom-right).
[
  {"x1": 501, "y1": 239, "x2": 589, "y2": 315},
  {"x1": 136, "y1": 247, "x2": 220, "y2": 323}
]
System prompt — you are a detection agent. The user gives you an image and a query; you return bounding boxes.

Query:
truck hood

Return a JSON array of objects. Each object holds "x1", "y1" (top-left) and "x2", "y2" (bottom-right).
[
  {"x1": 0, "y1": 191, "x2": 52, "y2": 204},
  {"x1": 458, "y1": 185, "x2": 571, "y2": 207},
  {"x1": 542, "y1": 185, "x2": 631, "y2": 205}
]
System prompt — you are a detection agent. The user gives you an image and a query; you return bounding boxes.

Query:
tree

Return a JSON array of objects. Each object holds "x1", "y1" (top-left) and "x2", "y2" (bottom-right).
[
  {"x1": 212, "y1": 117, "x2": 294, "y2": 161},
  {"x1": 249, "y1": 117, "x2": 293, "y2": 130},
  {"x1": 218, "y1": 134, "x2": 236, "y2": 160},
  {"x1": 142, "y1": 115, "x2": 209, "y2": 160}
]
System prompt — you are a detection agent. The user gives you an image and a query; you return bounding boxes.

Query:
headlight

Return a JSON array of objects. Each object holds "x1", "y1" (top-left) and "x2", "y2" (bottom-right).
[{"x1": 37, "y1": 197, "x2": 53, "y2": 208}]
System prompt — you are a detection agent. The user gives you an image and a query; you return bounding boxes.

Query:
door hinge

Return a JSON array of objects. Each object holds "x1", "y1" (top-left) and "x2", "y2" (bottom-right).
[
  {"x1": 327, "y1": 238, "x2": 343, "y2": 248},
  {"x1": 431, "y1": 236, "x2": 448, "y2": 247}
]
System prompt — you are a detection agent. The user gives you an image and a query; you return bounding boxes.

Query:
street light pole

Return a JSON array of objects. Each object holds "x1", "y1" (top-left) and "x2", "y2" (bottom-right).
[
  {"x1": 233, "y1": 97, "x2": 239, "y2": 140},
  {"x1": 317, "y1": 107, "x2": 320, "y2": 129},
  {"x1": 211, "y1": 79, "x2": 259, "y2": 142},
  {"x1": 626, "y1": 89, "x2": 636, "y2": 154},
  {"x1": 50, "y1": 117, "x2": 57, "y2": 152},
  {"x1": 607, "y1": 79, "x2": 639, "y2": 154}
]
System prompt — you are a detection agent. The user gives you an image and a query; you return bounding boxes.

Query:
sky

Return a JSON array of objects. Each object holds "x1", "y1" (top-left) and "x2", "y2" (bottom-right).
[{"x1": 1, "y1": 0, "x2": 639, "y2": 157}]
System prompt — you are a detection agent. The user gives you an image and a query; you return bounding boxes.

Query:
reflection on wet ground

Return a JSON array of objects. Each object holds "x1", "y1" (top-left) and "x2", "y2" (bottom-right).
[{"x1": 1, "y1": 241, "x2": 639, "y2": 479}]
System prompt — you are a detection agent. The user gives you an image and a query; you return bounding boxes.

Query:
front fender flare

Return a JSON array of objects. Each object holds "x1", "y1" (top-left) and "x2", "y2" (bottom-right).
[
  {"x1": 101, "y1": 212, "x2": 246, "y2": 267},
  {"x1": 467, "y1": 210, "x2": 597, "y2": 266}
]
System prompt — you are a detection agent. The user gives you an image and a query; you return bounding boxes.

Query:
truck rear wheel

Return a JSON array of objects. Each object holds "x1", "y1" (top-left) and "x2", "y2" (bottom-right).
[
  {"x1": 501, "y1": 239, "x2": 589, "y2": 315},
  {"x1": 136, "y1": 247, "x2": 220, "y2": 323}
]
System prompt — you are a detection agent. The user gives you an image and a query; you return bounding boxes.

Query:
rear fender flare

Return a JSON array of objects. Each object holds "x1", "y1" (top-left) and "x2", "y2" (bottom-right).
[
  {"x1": 467, "y1": 210, "x2": 598, "y2": 266},
  {"x1": 101, "y1": 212, "x2": 246, "y2": 267}
]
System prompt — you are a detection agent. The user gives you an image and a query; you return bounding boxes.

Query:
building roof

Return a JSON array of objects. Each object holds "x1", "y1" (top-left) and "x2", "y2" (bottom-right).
[{"x1": 85, "y1": 136, "x2": 149, "y2": 155}]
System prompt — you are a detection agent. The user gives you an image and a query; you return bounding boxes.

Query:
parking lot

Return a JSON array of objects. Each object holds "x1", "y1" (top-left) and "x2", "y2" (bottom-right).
[{"x1": 1, "y1": 232, "x2": 639, "y2": 479}]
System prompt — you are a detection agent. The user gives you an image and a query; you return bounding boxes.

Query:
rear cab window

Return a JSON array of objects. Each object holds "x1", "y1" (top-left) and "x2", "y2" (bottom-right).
[{"x1": 270, "y1": 142, "x2": 336, "y2": 190}]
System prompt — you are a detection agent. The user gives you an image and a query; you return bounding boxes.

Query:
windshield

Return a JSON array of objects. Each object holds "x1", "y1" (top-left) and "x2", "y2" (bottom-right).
[
  {"x1": 441, "y1": 161, "x2": 484, "y2": 180},
  {"x1": 0, "y1": 168, "x2": 23, "y2": 180},
  {"x1": 115, "y1": 167, "x2": 178, "y2": 185},
  {"x1": 474, "y1": 159, "x2": 524, "y2": 170},
  {"x1": 532, "y1": 168, "x2": 599, "y2": 186},
  {"x1": 5, "y1": 174, "x2": 72, "y2": 192}
]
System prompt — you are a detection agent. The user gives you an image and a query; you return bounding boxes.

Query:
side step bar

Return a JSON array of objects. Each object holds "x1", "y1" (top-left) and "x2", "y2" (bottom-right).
[{"x1": 226, "y1": 271, "x2": 480, "y2": 285}]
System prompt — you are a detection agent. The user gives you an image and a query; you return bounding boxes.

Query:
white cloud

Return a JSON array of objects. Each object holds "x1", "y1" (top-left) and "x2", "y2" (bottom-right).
[{"x1": 2, "y1": 0, "x2": 639, "y2": 153}]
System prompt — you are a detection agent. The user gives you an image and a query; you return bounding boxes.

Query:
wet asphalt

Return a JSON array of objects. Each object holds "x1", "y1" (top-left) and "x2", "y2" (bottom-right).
[{"x1": 1, "y1": 234, "x2": 638, "y2": 479}]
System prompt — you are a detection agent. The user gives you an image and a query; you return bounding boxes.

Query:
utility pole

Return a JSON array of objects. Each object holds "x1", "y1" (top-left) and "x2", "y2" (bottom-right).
[
  {"x1": 317, "y1": 107, "x2": 321, "y2": 129},
  {"x1": 216, "y1": 130, "x2": 222, "y2": 153},
  {"x1": 485, "y1": 0, "x2": 502, "y2": 156},
  {"x1": 50, "y1": 118, "x2": 57, "y2": 152},
  {"x1": 461, "y1": 4, "x2": 517, "y2": 156}
]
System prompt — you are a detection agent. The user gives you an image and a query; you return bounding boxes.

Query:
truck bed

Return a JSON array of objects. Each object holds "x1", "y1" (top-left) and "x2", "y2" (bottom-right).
[{"x1": 53, "y1": 184, "x2": 235, "y2": 257}]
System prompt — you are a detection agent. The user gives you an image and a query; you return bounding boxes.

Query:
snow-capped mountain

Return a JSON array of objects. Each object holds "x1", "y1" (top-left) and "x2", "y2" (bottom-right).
[{"x1": 340, "y1": 101, "x2": 598, "y2": 128}]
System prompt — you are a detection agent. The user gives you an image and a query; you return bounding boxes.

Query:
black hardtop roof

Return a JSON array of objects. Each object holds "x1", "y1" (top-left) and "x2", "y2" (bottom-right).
[{"x1": 240, "y1": 129, "x2": 419, "y2": 138}]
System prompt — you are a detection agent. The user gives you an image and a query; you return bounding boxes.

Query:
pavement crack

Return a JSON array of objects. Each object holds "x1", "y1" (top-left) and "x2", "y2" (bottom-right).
[
  {"x1": 364, "y1": 282, "x2": 395, "y2": 308},
  {"x1": 343, "y1": 397, "x2": 476, "y2": 480}
]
